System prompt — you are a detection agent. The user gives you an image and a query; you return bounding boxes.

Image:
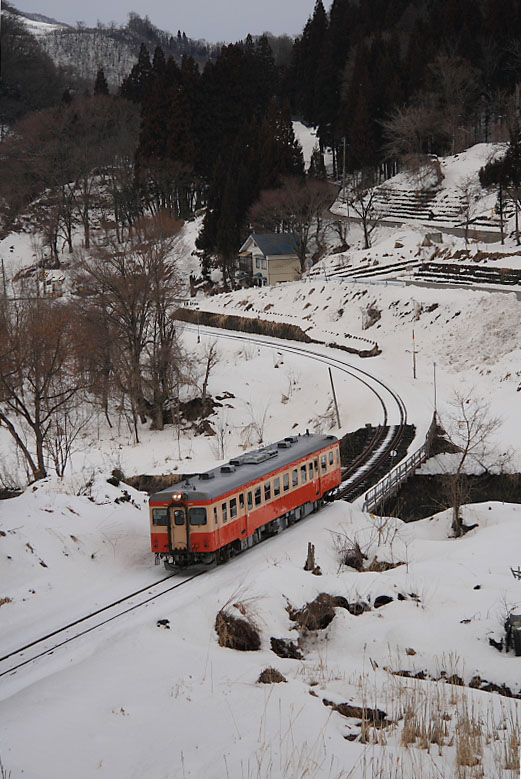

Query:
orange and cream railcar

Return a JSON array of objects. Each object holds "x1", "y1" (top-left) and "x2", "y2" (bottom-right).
[{"x1": 150, "y1": 432, "x2": 341, "y2": 569}]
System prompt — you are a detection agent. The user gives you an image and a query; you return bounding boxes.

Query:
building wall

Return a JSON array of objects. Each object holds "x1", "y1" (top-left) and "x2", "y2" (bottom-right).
[{"x1": 267, "y1": 256, "x2": 301, "y2": 284}]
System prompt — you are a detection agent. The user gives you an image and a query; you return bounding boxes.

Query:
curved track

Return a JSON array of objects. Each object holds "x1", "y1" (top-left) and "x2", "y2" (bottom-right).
[
  {"x1": 2, "y1": 326, "x2": 407, "y2": 681},
  {"x1": 0, "y1": 572, "x2": 204, "y2": 680},
  {"x1": 183, "y1": 324, "x2": 408, "y2": 500}
]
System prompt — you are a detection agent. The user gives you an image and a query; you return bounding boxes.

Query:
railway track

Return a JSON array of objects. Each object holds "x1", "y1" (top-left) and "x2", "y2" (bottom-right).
[
  {"x1": 0, "y1": 571, "x2": 204, "y2": 680},
  {"x1": 2, "y1": 326, "x2": 407, "y2": 682},
  {"x1": 182, "y1": 324, "x2": 408, "y2": 503}
]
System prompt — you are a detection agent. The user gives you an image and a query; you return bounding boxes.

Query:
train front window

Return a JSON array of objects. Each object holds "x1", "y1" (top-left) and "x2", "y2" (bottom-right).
[
  {"x1": 189, "y1": 507, "x2": 207, "y2": 526},
  {"x1": 174, "y1": 509, "x2": 185, "y2": 526},
  {"x1": 153, "y1": 508, "x2": 169, "y2": 526}
]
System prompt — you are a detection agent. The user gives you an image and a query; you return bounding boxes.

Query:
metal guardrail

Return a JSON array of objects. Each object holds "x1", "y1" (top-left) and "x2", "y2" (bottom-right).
[{"x1": 363, "y1": 413, "x2": 437, "y2": 514}]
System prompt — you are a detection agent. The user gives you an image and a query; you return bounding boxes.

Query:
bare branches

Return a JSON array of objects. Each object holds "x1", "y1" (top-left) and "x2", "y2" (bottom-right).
[
  {"x1": 440, "y1": 391, "x2": 503, "y2": 537},
  {"x1": 249, "y1": 177, "x2": 336, "y2": 270},
  {"x1": 0, "y1": 299, "x2": 85, "y2": 481}
]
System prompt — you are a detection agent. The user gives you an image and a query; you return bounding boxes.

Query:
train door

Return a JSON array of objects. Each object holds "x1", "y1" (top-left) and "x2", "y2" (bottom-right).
[{"x1": 170, "y1": 507, "x2": 188, "y2": 550}]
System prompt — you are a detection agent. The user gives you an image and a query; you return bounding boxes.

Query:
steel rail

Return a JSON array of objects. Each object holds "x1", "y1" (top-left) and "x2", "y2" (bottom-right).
[
  {"x1": 0, "y1": 572, "x2": 204, "y2": 679},
  {"x1": 180, "y1": 324, "x2": 408, "y2": 500}
]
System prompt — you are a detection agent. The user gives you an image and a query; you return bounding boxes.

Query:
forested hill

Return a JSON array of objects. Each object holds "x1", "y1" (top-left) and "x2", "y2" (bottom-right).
[
  {"x1": 2, "y1": 0, "x2": 521, "y2": 282},
  {"x1": 5, "y1": 6, "x2": 223, "y2": 90},
  {"x1": 288, "y1": 0, "x2": 521, "y2": 174}
]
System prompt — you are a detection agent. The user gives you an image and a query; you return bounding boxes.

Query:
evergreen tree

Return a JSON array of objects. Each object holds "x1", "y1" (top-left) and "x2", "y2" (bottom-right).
[
  {"x1": 94, "y1": 68, "x2": 109, "y2": 96},
  {"x1": 120, "y1": 44, "x2": 153, "y2": 103}
]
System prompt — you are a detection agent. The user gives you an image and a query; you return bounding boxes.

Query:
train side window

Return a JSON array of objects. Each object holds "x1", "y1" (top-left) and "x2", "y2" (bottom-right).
[
  {"x1": 283, "y1": 473, "x2": 289, "y2": 492},
  {"x1": 213, "y1": 506, "x2": 218, "y2": 525},
  {"x1": 274, "y1": 477, "x2": 281, "y2": 496},
  {"x1": 329, "y1": 451, "x2": 334, "y2": 466},
  {"x1": 189, "y1": 507, "x2": 207, "y2": 526},
  {"x1": 239, "y1": 493, "x2": 245, "y2": 510},
  {"x1": 309, "y1": 462, "x2": 313, "y2": 478},
  {"x1": 174, "y1": 509, "x2": 185, "y2": 526},
  {"x1": 222, "y1": 502, "x2": 228, "y2": 522},
  {"x1": 300, "y1": 465, "x2": 307, "y2": 483},
  {"x1": 230, "y1": 498, "x2": 237, "y2": 518},
  {"x1": 247, "y1": 491, "x2": 253, "y2": 510},
  {"x1": 152, "y1": 508, "x2": 169, "y2": 526},
  {"x1": 335, "y1": 448, "x2": 339, "y2": 464},
  {"x1": 314, "y1": 458, "x2": 319, "y2": 473},
  {"x1": 264, "y1": 481, "x2": 271, "y2": 501},
  {"x1": 292, "y1": 469, "x2": 298, "y2": 487},
  {"x1": 321, "y1": 454, "x2": 327, "y2": 471},
  {"x1": 255, "y1": 486, "x2": 262, "y2": 506}
]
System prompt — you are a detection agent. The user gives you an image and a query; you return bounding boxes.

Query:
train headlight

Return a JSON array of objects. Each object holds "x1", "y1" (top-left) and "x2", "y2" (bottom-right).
[{"x1": 172, "y1": 492, "x2": 182, "y2": 501}]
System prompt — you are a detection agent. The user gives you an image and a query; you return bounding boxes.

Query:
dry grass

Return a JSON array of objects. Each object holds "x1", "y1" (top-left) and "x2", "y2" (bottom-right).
[{"x1": 0, "y1": 597, "x2": 12, "y2": 608}]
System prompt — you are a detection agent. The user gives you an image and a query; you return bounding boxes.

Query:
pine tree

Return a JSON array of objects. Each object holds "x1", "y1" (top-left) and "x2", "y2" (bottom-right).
[
  {"x1": 120, "y1": 43, "x2": 152, "y2": 103},
  {"x1": 94, "y1": 68, "x2": 109, "y2": 96}
]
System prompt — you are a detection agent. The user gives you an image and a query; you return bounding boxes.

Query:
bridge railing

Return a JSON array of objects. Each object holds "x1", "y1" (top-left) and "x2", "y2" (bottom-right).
[{"x1": 362, "y1": 413, "x2": 437, "y2": 514}]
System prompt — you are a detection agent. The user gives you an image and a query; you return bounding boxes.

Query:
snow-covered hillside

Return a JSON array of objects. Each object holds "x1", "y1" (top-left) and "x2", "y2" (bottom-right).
[{"x1": 1, "y1": 142, "x2": 521, "y2": 778}]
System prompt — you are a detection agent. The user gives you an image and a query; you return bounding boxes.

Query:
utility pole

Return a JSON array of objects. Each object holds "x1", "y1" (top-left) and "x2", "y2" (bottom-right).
[
  {"x1": 328, "y1": 367, "x2": 341, "y2": 428},
  {"x1": 433, "y1": 361, "x2": 437, "y2": 413},
  {"x1": 342, "y1": 137, "x2": 346, "y2": 201},
  {"x1": 412, "y1": 329, "x2": 417, "y2": 380}
]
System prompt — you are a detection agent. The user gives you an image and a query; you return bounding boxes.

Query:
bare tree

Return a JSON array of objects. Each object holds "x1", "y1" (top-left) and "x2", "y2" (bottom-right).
[
  {"x1": 200, "y1": 340, "x2": 219, "y2": 418},
  {"x1": 76, "y1": 213, "x2": 185, "y2": 438},
  {"x1": 345, "y1": 170, "x2": 382, "y2": 249},
  {"x1": 0, "y1": 298, "x2": 84, "y2": 481},
  {"x1": 457, "y1": 175, "x2": 482, "y2": 245},
  {"x1": 249, "y1": 177, "x2": 336, "y2": 271},
  {"x1": 440, "y1": 391, "x2": 502, "y2": 537},
  {"x1": 382, "y1": 99, "x2": 442, "y2": 160}
]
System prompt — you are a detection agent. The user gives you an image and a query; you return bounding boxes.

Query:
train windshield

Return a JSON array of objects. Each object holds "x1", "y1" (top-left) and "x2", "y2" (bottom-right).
[
  {"x1": 152, "y1": 508, "x2": 169, "y2": 526},
  {"x1": 189, "y1": 507, "x2": 207, "y2": 525}
]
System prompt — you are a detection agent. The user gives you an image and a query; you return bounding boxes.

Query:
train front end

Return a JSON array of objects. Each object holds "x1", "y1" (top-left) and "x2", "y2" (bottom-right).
[{"x1": 149, "y1": 485, "x2": 215, "y2": 570}]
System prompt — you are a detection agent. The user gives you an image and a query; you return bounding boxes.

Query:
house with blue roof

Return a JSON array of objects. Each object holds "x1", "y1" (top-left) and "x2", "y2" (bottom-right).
[{"x1": 237, "y1": 233, "x2": 302, "y2": 286}]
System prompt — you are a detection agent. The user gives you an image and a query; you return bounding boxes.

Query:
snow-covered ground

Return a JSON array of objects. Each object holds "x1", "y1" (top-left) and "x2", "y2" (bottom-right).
[{"x1": 2, "y1": 144, "x2": 521, "y2": 778}]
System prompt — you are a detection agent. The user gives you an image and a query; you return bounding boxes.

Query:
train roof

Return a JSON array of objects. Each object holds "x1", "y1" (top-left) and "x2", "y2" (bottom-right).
[{"x1": 150, "y1": 432, "x2": 338, "y2": 503}]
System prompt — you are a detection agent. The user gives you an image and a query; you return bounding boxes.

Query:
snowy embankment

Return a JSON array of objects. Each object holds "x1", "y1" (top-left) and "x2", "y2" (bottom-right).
[
  {"x1": 2, "y1": 140, "x2": 521, "y2": 777},
  {"x1": 1, "y1": 478, "x2": 520, "y2": 778}
]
